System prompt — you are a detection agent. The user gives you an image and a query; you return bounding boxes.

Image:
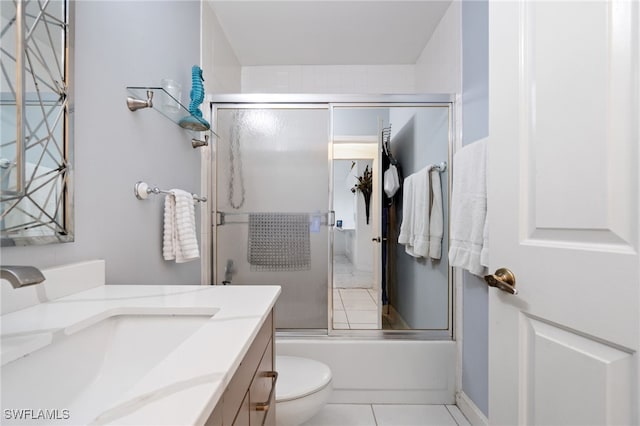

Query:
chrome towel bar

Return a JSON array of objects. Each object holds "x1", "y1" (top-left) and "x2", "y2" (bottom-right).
[
  {"x1": 432, "y1": 161, "x2": 447, "y2": 172},
  {"x1": 134, "y1": 181, "x2": 207, "y2": 202}
]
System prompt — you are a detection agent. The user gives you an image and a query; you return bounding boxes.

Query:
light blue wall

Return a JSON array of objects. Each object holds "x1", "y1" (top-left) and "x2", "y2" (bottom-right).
[
  {"x1": 333, "y1": 106, "x2": 450, "y2": 329},
  {"x1": 1, "y1": 2, "x2": 203, "y2": 285},
  {"x1": 333, "y1": 108, "x2": 389, "y2": 136},
  {"x1": 390, "y1": 107, "x2": 450, "y2": 329},
  {"x1": 461, "y1": 0, "x2": 489, "y2": 416}
]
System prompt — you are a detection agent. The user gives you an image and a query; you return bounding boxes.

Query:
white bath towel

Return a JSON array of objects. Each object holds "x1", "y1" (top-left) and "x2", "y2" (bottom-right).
[
  {"x1": 410, "y1": 166, "x2": 432, "y2": 258},
  {"x1": 397, "y1": 172, "x2": 415, "y2": 250},
  {"x1": 399, "y1": 165, "x2": 433, "y2": 258},
  {"x1": 448, "y1": 138, "x2": 488, "y2": 276},
  {"x1": 428, "y1": 168, "x2": 443, "y2": 260},
  {"x1": 163, "y1": 190, "x2": 199, "y2": 263}
]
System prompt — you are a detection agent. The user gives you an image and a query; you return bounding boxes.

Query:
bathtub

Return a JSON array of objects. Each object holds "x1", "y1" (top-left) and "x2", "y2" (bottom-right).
[{"x1": 276, "y1": 337, "x2": 455, "y2": 404}]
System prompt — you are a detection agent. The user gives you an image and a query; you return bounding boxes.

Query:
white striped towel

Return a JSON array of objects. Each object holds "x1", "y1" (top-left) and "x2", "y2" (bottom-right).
[
  {"x1": 428, "y1": 167, "x2": 443, "y2": 260},
  {"x1": 398, "y1": 165, "x2": 433, "y2": 258},
  {"x1": 163, "y1": 189, "x2": 199, "y2": 263}
]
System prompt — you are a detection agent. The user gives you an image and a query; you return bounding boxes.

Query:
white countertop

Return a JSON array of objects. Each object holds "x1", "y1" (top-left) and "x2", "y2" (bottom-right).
[{"x1": 0, "y1": 284, "x2": 281, "y2": 425}]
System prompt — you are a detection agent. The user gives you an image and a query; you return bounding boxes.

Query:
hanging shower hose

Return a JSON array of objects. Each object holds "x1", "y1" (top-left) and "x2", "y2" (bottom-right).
[{"x1": 228, "y1": 110, "x2": 245, "y2": 209}]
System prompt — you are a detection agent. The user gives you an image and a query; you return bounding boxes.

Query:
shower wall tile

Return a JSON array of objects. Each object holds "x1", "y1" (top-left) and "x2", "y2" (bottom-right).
[{"x1": 242, "y1": 65, "x2": 416, "y2": 94}]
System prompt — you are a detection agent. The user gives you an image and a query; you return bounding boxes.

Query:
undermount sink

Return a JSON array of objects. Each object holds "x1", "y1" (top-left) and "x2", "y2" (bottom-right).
[{"x1": 1, "y1": 308, "x2": 218, "y2": 425}]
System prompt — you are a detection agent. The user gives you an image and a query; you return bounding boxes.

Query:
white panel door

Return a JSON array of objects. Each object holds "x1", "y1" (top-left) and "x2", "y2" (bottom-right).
[{"x1": 488, "y1": 1, "x2": 639, "y2": 425}]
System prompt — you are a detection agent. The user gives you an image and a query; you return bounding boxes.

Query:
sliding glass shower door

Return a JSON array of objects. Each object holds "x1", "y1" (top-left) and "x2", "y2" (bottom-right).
[{"x1": 213, "y1": 106, "x2": 330, "y2": 329}]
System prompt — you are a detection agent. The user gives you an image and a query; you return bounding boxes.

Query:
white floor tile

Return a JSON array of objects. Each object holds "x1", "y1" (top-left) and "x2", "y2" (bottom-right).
[
  {"x1": 372, "y1": 404, "x2": 458, "y2": 426},
  {"x1": 342, "y1": 299, "x2": 377, "y2": 310},
  {"x1": 340, "y1": 292, "x2": 374, "y2": 301},
  {"x1": 349, "y1": 323, "x2": 378, "y2": 329},
  {"x1": 333, "y1": 282, "x2": 380, "y2": 330},
  {"x1": 303, "y1": 404, "x2": 377, "y2": 426},
  {"x1": 346, "y1": 310, "x2": 378, "y2": 324},
  {"x1": 446, "y1": 405, "x2": 471, "y2": 426},
  {"x1": 333, "y1": 255, "x2": 374, "y2": 289},
  {"x1": 333, "y1": 310, "x2": 348, "y2": 323}
]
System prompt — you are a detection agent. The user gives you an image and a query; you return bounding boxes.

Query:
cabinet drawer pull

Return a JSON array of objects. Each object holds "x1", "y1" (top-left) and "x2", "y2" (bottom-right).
[{"x1": 255, "y1": 371, "x2": 278, "y2": 412}]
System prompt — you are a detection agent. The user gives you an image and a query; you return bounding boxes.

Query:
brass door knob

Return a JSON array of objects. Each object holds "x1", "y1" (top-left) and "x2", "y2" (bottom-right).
[{"x1": 484, "y1": 268, "x2": 518, "y2": 295}]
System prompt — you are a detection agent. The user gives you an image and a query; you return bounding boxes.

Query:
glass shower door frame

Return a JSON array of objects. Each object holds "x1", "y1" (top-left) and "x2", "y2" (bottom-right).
[
  {"x1": 207, "y1": 94, "x2": 455, "y2": 340},
  {"x1": 209, "y1": 102, "x2": 332, "y2": 331}
]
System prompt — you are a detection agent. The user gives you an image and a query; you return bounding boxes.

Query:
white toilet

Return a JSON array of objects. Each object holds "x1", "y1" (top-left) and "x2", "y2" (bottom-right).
[{"x1": 275, "y1": 356, "x2": 333, "y2": 426}]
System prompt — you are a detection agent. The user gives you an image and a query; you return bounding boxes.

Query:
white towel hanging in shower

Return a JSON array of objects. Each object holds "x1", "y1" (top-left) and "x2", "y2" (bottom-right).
[
  {"x1": 429, "y1": 168, "x2": 443, "y2": 259},
  {"x1": 399, "y1": 165, "x2": 433, "y2": 258}
]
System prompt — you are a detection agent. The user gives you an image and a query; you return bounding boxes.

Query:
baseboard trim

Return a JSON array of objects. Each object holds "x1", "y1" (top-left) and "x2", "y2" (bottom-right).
[
  {"x1": 456, "y1": 391, "x2": 488, "y2": 426},
  {"x1": 330, "y1": 389, "x2": 455, "y2": 405}
]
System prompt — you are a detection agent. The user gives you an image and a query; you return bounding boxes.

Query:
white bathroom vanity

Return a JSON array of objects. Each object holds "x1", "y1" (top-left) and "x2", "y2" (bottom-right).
[{"x1": 0, "y1": 261, "x2": 279, "y2": 425}]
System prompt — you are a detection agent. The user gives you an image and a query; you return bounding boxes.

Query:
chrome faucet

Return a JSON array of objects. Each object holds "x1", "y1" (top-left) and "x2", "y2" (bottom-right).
[{"x1": 0, "y1": 266, "x2": 45, "y2": 288}]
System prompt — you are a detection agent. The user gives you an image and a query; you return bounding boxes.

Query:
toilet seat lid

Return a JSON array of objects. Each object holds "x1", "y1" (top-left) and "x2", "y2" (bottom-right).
[{"x1": 276, "y1": 356, "x2": 332, "y2": 402}]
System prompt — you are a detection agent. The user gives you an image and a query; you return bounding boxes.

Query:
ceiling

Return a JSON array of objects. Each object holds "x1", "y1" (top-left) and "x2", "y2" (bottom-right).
[{"x1": 207, "y1": 1, "x2": 452, "y2": 66}]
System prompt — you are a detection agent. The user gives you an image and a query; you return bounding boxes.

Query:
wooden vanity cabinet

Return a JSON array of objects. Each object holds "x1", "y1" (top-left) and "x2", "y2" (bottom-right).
[{"x1": 206, "y1": 311, "x2": 276, "y2": 426}]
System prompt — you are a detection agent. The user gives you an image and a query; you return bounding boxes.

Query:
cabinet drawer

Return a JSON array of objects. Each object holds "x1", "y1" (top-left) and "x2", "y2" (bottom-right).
[
  {"x1": 232, "y1": 392, "x2": 250, "y2": 426},
  {"x1": 206, "y1": 311, "x2": 274, "y2": 426},
  {"x1": 250, "y1": 339, "x2": 275, "y2": 426},
  {"x1": 224, "y1": 311, "x2": 272, "y2": 424}
]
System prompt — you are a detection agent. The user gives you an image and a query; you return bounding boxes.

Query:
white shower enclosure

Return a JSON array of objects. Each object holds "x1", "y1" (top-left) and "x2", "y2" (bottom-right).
[{"x1": 208, "y1": 95, "x2": 454, "y2": 335}]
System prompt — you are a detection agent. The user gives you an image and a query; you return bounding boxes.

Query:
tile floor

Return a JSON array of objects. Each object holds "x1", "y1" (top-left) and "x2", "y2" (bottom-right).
[
  {"x1": 302, "y1": 404, "x2": 470, "y2": 426},
  {"x1": 333, "y1": 288, "x2": 379, "y2": 329},
  {"x1": 332, "y1": 255, "x2": 410, "y2": 330},
  {"x1": 333, "y1": 254, "x2": 379, "y2": 330},
  {"x1": 334, "y1": 254, "x2": 375, "y2": 289}
]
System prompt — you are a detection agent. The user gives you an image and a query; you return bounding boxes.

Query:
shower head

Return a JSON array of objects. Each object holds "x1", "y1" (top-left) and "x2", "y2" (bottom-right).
[{"x1": 178, "y1": 115, "x2": 210, "y2": 131}]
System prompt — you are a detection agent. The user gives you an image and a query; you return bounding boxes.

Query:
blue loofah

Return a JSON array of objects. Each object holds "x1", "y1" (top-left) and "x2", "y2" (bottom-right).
[{"x1": 179, "y1": 65, "x2": 210, "y2": 131}]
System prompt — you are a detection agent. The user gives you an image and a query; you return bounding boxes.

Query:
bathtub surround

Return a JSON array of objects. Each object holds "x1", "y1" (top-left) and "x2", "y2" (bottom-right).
[{"x1": 277, "y1": 338, "x2": 455, "y2": 405}]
